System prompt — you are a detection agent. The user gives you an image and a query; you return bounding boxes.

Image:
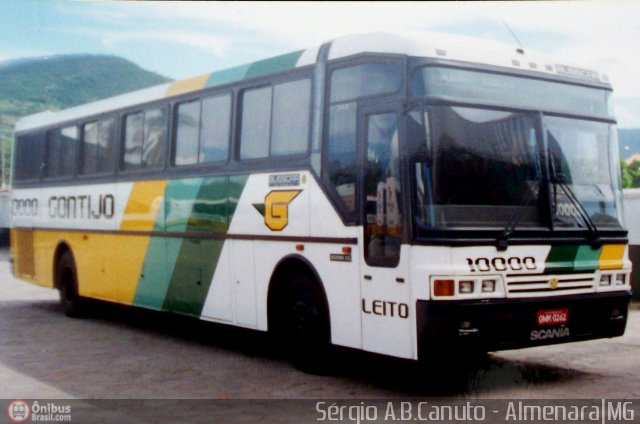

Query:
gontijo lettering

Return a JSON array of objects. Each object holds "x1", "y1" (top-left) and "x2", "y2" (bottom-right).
[{"x1": 48, "y1": 194, "x2": 115, "y2": 219}]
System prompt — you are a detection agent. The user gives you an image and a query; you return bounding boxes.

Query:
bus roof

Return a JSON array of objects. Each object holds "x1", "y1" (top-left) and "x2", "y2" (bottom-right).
[{"x1": 15, "y1": 31, "x2": 609, "y2": 133}]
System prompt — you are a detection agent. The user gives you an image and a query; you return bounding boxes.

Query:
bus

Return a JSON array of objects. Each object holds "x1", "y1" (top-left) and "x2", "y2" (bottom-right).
[{"x1": 10, "y1": 32, "x2": 632, "y2": 371}]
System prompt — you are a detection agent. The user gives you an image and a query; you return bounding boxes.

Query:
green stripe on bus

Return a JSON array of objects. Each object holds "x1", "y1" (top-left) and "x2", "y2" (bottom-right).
[
  {"x1": 544, "y1": 245, "x2": 579, "y2": 273},
  {"x1": 204, "y1": 49, "x2": 304, "y2": 89},
  {"x1": 243, "y1": 50, "x2": 304, "y2": 79},
  {"x1": 163, "y1": 238, "x2": 224, "y2": 316},
  {"x1": 545, "y1": 244, "x2": 602, "y2": 273},
  {"x1": 206, "y1": 63, "x2": 251, "y2": 88},
  {"x1": 133, "y1": 178, "x2": 204, "y2": 309},
  {"x1": 573, "y1": 245, "x2": 601, "y2": 272},
  {"x1": 162, "y1": 175, "x2": 248, "y2": 316}
]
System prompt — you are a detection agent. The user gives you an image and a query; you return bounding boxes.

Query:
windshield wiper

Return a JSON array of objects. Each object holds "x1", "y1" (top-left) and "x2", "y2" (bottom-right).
[
  {"x1": 497, "y1": 181, "x2": 538, "y2": 251},
  {"x1": 553, "y1": 174, "x2": 602, "y2": 248},
  {"x1": 497, "y1": 122, "x2": 542, "y2": 252}
]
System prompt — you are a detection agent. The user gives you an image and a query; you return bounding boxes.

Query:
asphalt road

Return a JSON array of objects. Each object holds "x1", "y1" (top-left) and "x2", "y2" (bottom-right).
[{"x1": 1, "y1": 247, "x2": 639, "y2": 402}]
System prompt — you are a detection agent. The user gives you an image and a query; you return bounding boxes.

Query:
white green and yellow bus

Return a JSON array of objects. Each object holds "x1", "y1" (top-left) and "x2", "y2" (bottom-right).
[{"x1": 10, "y1": 32, "x2": 632, "y2": 370}]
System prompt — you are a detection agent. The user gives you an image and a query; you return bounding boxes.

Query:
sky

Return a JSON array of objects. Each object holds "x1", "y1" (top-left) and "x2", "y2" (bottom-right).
[{"x1": 0, "y1": 1, "x2": 639, "y2": 127}]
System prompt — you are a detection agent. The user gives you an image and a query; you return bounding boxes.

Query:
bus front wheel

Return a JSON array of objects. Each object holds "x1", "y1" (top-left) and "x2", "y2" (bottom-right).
[
  {"x1": 271, "y1": 273, "x2": 331, "y2": 374},
  {"x1": 56, "y1": 251, "x2": 85, "y2": 318}
]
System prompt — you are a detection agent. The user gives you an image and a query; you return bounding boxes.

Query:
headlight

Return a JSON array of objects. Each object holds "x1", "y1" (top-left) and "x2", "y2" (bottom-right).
[
  {"x1": 481, "y1": 279, "x2": 497, "y2": 293},
  {"x1": 459, "y1": 280, "x2": 474, "y2": 294}
]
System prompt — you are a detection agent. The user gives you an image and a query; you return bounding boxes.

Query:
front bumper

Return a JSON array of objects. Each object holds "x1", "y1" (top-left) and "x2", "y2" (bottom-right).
[{"x1": 416, "y1": 291, "x2": 631, "y2": 359}]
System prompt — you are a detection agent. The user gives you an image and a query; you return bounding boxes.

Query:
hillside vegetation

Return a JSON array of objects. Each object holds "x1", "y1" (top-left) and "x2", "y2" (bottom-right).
[{"x1": 0, "y1": 54, "x2": 170, "y2": 185}]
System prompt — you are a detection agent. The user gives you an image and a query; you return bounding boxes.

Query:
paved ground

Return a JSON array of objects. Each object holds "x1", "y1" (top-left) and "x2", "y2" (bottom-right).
[{"x1": 1, "y1": 247, "x2": 639, "y2": 401}]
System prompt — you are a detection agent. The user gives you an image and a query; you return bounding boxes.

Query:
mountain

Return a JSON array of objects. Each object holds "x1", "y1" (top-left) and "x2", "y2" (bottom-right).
[
  {"x1": 0, "y1": 54, "x2": 170, "y2": 185},
  {"x1": 0, "y1": 54, "x2": 169, "y2": 126}
]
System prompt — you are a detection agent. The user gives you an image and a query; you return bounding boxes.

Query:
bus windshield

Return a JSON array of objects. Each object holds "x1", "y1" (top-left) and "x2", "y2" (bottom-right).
[
  {"x1": 547, "y1": 117, "x2": 623, "y2": 229},
  {"x1": 410, "y1": 106, "x2": 623, "y2": 231},
  {"x1": 412, "y1": 106, "x2": 543, "y2": 228}
]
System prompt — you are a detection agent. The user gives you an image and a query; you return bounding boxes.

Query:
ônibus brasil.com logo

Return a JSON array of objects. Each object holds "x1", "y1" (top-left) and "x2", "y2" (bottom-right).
[{"x1": 7, "y1": 400, "x2": 30, "y2": 422}]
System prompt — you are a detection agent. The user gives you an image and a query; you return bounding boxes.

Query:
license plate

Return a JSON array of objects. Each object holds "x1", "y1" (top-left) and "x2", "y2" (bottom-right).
[{"x1": 536, "y1": 308, "x2": 569, "y2": 326}]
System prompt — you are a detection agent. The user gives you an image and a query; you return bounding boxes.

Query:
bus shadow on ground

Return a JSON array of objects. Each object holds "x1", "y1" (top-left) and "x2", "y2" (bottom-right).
[
  {"x1": 76, "y1": 300, "x2": 595, "y2": 395},
  {"x1": 328, "y1": 346, "x2": 587, "y2": 397},
  {"x1": 2, "y1": 299, "x2": 591, "y2": 398}
]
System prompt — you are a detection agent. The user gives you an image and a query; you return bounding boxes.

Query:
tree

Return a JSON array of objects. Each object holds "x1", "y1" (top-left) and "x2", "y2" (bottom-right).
[
  {"x1": 630, "y1": 160, "x2": 640, "y2": 188},
  {"x1": 0, "y1": 134, "x2": 11, "y2": 188},
  {"x1": 621, "y1": 158, "x2": 640, "y2": 189},
  {"x1": 621, "y1": 159, "x2": 632, "y2": 188}
]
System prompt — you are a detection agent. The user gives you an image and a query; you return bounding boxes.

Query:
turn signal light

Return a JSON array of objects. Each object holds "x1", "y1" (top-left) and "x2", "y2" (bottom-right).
[{"x1": 434, "y1": 279, "x2": 455, "y2": 297}]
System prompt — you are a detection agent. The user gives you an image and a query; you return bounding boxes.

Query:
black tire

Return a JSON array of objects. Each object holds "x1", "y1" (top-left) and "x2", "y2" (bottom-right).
[
  {"x1": 56, "y1": 251, "x2": 85, "y2": 318},
  {"x1": 271, "y1": 273, "x2": 332, "y2": 374}
]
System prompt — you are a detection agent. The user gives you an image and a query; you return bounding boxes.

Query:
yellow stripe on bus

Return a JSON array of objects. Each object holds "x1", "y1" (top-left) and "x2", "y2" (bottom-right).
[
  {"x1": 115, "y1": 180, "x2": 168, "y2": 304},
  {"x1": 120, "y1": 180, "x2": 167, "y2": 231},
  {"x1": 598, "y1": 244, "x2": 625, "y2": 270},
  {"x1": 165, "y1": 73, "x2": 211, "y2": 98}
]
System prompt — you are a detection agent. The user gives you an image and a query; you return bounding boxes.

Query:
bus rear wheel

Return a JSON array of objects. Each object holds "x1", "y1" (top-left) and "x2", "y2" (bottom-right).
[
  {"x1": 271, "y1": 273, "x2": 331, "y2": 374},
  {"x1": 56, "y1": 251, "x2": 85, "y2": 318}
]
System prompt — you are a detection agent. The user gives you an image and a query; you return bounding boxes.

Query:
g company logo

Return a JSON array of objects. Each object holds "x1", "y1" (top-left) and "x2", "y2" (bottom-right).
[{"x1": 253, "y1": 190, "x2": 301, "y2": 231}]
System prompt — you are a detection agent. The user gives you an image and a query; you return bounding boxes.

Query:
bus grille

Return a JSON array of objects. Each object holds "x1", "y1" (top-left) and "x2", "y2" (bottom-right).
[
  {"x1": 15, "y1": 230, "x2": 35, "y2": 277},
  {"x1": 505, "y1": 273, "x2": 595, "y2": 297}
]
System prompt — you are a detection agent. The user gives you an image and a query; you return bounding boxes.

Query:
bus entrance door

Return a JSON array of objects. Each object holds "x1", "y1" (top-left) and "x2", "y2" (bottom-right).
[{"x1": 359, "y1": 107, "x2": 413, "y2": 359}]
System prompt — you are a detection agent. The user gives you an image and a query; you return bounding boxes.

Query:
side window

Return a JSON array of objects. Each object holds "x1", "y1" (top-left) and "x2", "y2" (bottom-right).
[
  {"x1": 271, "y1": 79, "x2": 310, "y2": 156},
  {"x1": 200, "y1": 95, "x2": 231, "y2": 163},
  {"x1": 364, "y1": 113, "x2": 401, "y2": 266},
  {"x1": 14, "y1": 132, "x2": 44, "y2": 181},
  {"x1": 143, "y1": 109, "x2": 167, "y2": 168},
  {"x1": 326, "y1": 102, "x2": 357, "y2": 215},
  {"x1": 175, "y1": 94, "x2": 231, "y2": 166},
  {"x1": 240, "y1": 78, "x2": 311, "y2": 160},
  {"x1": 46, "y1": 126, "x2": 78, "y2": 178},
  {"x1": 96, "y1": 118, "x2": 117, "y2": 173},
  {"x1": 81, "y1": 118, "x2": 116, "y2": 175},
  {"x1": 324, "y1": 62, "x2": 402, "y2": 221},
  {"x1": 123, "y1": 107, "x2": 167, "y2": 170},
  {"x1": 82, "y1": 122, "x2": 99, "y2": 174},
  {"x1": 175, "y1": 100, "x2": 200, "y2": 165},
  {"x1": 124, "y1": 112, "x2": 144, "y2": 169},
  {"x1": 330, "y1": 63, "x2": 402, "y2": 103},
  {"x1": 240, "y1": 86, "x2": 271, "y2": 160}
]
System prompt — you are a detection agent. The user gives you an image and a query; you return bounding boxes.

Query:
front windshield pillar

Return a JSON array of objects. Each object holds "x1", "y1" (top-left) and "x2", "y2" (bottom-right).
[{"x1": 537, "y1": 111, "x2": 554, "y2": 231}]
